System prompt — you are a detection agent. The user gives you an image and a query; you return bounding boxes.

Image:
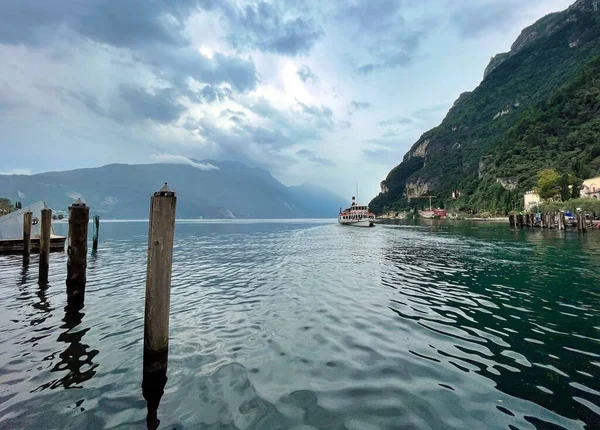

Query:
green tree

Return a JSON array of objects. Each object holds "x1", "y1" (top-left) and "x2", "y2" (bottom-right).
[
  {"x1": 535, "y1": 169, "x2": 561, "y2": 200},
  {"x1": 558, "y1": 173, "x2": 571, "y2": 201},
  {"x1": 0, "y1": 197, "x2": 13, "y2": 214}
]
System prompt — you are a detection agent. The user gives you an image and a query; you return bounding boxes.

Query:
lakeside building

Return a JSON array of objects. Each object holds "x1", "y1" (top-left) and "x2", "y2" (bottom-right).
[
  {"x1": 524, "y1": 191, "x2": 541, "y2": 212},
  {"x1": 580, "y1": 176, "x2": 600, "y2": 199}
]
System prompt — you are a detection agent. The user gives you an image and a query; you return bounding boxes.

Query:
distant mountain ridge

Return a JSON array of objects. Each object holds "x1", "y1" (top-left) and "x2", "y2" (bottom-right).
[
  {"x1": 370, "y1": 0, "x2": 600, "y2": 214},
  {"x1": 0, "y1": 161, "x2": 346, "y2": 219}
]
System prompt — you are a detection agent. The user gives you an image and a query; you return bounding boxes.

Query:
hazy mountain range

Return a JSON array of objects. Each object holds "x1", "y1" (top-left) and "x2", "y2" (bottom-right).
[{"x1": 0, "y1": 160, "x2": 347, "y2": 219}]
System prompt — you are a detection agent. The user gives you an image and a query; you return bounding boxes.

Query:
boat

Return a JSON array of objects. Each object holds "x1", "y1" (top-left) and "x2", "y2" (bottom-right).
[
  {"x1": 0, "y1": 201, "x2": 66, "y2": 255},
  {"x1": 338, "y1": 196, "x2": 375, "y2": 227}
]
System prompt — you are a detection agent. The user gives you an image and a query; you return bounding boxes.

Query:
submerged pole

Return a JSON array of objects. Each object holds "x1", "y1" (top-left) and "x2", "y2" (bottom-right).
[
  {"x1": 66, "y1": 198, "x2": 90, "y2": 307},
  {"x1": 23, "y1": 211, "x2": 32, "y2": 264},
  {"x1": 143, "y1": 183, "x2": 176, "y2": 429},
  {"x1": 92, "y1": 215, "x2": 100, "y2": 251},
  {"x1": 39, "y1": 208, "x2": 52, "y2": 284}
]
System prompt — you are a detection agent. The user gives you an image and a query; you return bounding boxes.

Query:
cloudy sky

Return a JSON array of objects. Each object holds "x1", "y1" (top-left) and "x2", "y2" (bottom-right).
[{"x1": 0, "y1": 0, "x2": 573, "y2": 199}]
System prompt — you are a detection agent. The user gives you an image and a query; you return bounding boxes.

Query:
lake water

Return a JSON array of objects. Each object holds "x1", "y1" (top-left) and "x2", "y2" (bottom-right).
[{"x1": 0, "y1": 220, "x2": 599, "y2": 429}]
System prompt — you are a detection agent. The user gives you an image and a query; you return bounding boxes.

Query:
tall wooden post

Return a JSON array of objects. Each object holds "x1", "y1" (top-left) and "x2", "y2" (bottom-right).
[
  {"x1": 558, "y1": 211, "x2": 565, "y2": 230},
  {"x1": 23, "y1": 211, "x2": 32, "y2": 264},
  {"x1": 508, "y1": 214, "x2": 515, "y2": 227},
  {"x1": 580, "y1": 212, "x2": 587, "y2": 232},
  {"x1": 92, "y1": 215, "x2": 100, "y2": 251},
  {"x1": 67, "y1": 198, "x2": 90, "y2": 307},
  {"x1": 143, "y1": 183, "x2": 176, "y2": 430},
  {"x1": 39, "y1": 208, "x2": 52, "y2": 284}
]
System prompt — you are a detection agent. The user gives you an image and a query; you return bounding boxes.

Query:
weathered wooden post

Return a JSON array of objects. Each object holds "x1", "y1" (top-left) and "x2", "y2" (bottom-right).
[
  {"x1": 143, "y1": 183, "x2": 176, "y2": 429},
  {"x1": 38, "y1": 208, "x2": 52, "y2": 284},
  {"x1": 508, "y1": 214, "x2": 515, "y2": 227},
  {"x1": 549, "y1": 212, "x2": 555, "y2": 229},
  {"x1": 23, "y1": 211, "x2": 32, "y2": 264},
  {"x1": 558, "y1": 211, "x2": 565, "y2": 230},
  {"x1": 92, "y1": 215, "x2": 100, "y2": 251},
  {"x1": 580, "y1": 212, "x2": 587, "y2": 232},
  {"x1": 66, "y1": 198, "x2": 90, "y2": 307}
]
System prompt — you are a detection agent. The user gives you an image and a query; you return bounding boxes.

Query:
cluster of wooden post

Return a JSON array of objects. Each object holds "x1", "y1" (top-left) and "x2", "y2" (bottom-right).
[
  {"x1": 509, "y1": 211, "x2": 587, "y2": 231},
  {"x1": 576, "y1": 212, "x2": 587, "y2": 231},
  {"x1": 21, "y1": 185, "x2": 177, "y2": 427},
  {"x1": 22, "y1": 202, "x2": 100, "y2": 292}
]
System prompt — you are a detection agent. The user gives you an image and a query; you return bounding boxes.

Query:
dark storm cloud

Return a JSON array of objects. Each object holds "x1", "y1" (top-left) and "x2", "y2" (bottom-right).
[
  {"x1": 0, "y1": 0, "x2": 259, "y2": 102},
  {"x1": 379, "y1": 116, "x2": 413, "y2": 126},
  {"x1": 0, "y1": 0, "x2": 198, "y2": 48},
  {"x1": 189, "y1": 85, "x2": 233, "y2": 104},
  {"x1": 296, "y1": 149, "x2": 336, "y2": 166},
  {"x1": 296, "y1": 100, "x2": 334, "y2": 130},
  {"x1": 182, "y1": 115, "x2": 299, "y2": 169},
  {"x1": 337, "y1": 0, "x2": 405, "y2": 32},
  {"x1": 222, "y1": 1, "x2": 324, "y2": 55},
  {"x1": 118, "y1": 84, "x2": 185, "y2": 124},
  {"x1": 297, "y1": 65, "x2": 317, "y2": 83},
  {"x1": 337, "y1": 1, "x2": 434, "y2": 75}
]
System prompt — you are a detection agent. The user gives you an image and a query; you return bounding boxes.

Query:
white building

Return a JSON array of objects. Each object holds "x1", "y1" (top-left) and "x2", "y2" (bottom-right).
[
  {"x1": 580, "y1": 176, "x2": 600, "y2": 199},
  {"x1": 524, "y1": 191, "x2": 541, "y2": 212}
]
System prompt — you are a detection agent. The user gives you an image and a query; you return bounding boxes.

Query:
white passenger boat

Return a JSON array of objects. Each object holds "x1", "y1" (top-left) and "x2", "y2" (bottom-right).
[{"x1": 338, "y1": 196, "x2": 375, "y2": 227}]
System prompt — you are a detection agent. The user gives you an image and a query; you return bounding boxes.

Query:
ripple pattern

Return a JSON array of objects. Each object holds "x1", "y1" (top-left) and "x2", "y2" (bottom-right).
[{"x1": 0, "y1": 220, "x2": 599, "y2": 429}]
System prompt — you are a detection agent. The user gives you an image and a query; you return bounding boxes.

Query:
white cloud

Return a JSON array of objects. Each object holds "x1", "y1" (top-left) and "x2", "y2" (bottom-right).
[
  {"x1": 0, "y1": 168, "x2": 32, "y2": 175},
  {"x1": 0, "y1": 0, "x2": 575, "y2": 199},
  {"x1": 148, "y1": 154, "x2": 219, "y2": 171}
]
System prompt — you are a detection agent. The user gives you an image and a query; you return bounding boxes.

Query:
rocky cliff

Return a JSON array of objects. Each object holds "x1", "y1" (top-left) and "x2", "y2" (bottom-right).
[{"x1": 370, "y1": 0, "x2": 600, "y2": 214}]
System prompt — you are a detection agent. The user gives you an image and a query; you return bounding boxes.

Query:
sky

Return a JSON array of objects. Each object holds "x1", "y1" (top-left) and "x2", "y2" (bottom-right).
[{"x1": 0, "y1": 0, "x2": 574, "y2": 200}]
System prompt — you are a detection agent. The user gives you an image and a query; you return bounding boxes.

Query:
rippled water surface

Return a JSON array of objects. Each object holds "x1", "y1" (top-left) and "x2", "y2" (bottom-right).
[{"x1": 1, "y1": 220, "x2": 599, "y2": 429}]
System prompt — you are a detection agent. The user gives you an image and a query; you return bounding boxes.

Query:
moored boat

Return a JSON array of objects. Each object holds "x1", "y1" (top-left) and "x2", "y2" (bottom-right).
[{"x1": 338, "y1": 196, "x2": 375, "y2": 227}]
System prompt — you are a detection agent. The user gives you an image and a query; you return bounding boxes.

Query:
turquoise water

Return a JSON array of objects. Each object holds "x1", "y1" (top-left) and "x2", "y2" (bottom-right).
[{"x1": 0, "y1": 220, "x2": 599, "y2": 429}]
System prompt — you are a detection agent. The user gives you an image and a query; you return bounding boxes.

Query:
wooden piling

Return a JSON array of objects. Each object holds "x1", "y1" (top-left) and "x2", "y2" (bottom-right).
[
  {"x1": 23, "y1": 211, "x2": 32, "y2": 264},
  {"x1": 549, "y1": 212, "x2": 555, "y2": 229},
  {"x1": 576, "y1": 212, "x2": 584, "y2": 231},
  {"x1": 39, "y1": 208, "x2": 52, "y2": 284},
  {"x1": 144, "y1": 183, "x2": 177, "y2": 374},
  {"x1": 558, "y1": 211, "x2": 565, "y2": 230},
  {"x1": 66, "y1": 198, "x2": 90, "y2": 306},
  {"x1": 509, "y1": 214, "x2": 515, "y2": 227},
  {"x1": 92, "y1": 215, "x2": 100, "y2": 251}
]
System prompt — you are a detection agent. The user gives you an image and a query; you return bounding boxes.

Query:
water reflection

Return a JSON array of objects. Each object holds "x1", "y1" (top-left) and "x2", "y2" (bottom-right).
[
  {"x1": 36, "y1": 305, "x2": 99, "y2": 391},
  {"x1": 142, "y1": 368, "x2": 167, "y2": 430},
  {"x1": 381, "y1": 225, "x2": 600, "y2": 428}
]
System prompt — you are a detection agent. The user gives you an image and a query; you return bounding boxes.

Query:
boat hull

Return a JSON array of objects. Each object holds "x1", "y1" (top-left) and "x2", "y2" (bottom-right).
[{"x1": 338, "y1": 219, "x2": 374, "y2": 227}]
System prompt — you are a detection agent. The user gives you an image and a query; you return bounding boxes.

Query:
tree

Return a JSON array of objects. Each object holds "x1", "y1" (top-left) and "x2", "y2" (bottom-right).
[
  {"x1": 558, "y1": 173, "x2": 571, "y2": 201},
  {"x1": 571, "y1": 176, "x2": 583, "y2": 199},
  {"x1": 0, "y1": 197, "x2": 13, "y2": 214},
  {"x1": 535, "y1": 169, "x2": 561, "y2": 200},
  {"x1": 57, "y1": 213, "x2": 64, "y2": 220}
]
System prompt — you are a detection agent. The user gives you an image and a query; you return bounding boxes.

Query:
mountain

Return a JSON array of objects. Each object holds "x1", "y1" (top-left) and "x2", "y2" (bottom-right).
[
  {"x1": 288, "y1": 182, "x2": 350, "y2": 214},
  {"x1": 0, "y1": 161, "x2": 345, "y2": 219},
  {"x1": 370, "y1": 0, "x2": 600, "y2": 215}
]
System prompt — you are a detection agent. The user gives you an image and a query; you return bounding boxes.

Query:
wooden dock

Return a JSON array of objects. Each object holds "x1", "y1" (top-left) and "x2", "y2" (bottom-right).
[{"x1": 0, "y1": 236, "x2": 66, "y2": 255}]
